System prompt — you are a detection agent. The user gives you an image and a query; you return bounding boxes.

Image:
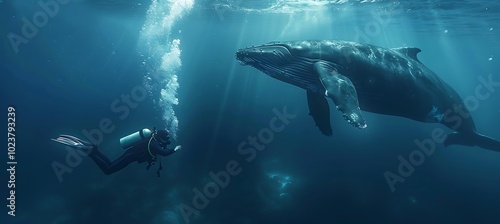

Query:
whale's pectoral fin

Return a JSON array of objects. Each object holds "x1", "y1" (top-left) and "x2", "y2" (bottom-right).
[
  {"x1": 307, "y1": 90, "x2": 333, "y2": 136},
  {"x1": 313, "y1": 62, "x2": 367, "y2": 129}
]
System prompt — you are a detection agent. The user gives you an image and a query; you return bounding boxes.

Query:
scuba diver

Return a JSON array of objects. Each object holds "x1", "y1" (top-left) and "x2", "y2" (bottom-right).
[{"x1": 52, "y1": 128, "x2": 181, "y2": 177}]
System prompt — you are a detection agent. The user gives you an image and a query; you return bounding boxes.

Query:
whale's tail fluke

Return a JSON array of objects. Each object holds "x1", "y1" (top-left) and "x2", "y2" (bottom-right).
[{"x1": 444, "y1": 132, "x2": 500, "y2": 152}]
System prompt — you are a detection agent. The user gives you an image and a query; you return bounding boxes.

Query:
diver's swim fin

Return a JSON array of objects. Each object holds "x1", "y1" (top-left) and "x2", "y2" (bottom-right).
[
  {"x1": 444, "y1": 132, "x2": 500, "y2": 152},
  {"x1": 51, "y1": 134, "x2": 95, "y2": 150}
]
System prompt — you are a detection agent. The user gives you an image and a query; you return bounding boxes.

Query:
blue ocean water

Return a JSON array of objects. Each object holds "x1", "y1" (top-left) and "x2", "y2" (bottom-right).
[{"x1": 1, "y1": 0, "x2": 500, "y2": 223}]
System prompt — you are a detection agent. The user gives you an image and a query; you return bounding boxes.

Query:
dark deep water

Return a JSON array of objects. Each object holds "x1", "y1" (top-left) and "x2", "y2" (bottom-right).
[{"x1": 2, "y1": 0, "x2": 500, "y2": 223}]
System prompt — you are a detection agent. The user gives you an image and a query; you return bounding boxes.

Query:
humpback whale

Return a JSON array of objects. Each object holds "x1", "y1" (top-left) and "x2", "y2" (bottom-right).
[{"x1": 236, "y1": 40, "x2": 500, "y2": 152}]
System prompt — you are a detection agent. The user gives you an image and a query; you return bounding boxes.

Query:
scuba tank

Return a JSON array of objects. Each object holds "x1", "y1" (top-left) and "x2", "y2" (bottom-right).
[{"x1": 119, "y1": 128, "x2": 153, "y2": 149}]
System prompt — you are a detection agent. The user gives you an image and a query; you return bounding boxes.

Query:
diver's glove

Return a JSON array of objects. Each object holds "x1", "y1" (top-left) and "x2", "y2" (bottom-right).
[
  {"x1": 51, "y1": 134, "x2": 95, "y2": 151},
  {"x1": 174, "y1": 145, "x2": 182, "y2": 151}
]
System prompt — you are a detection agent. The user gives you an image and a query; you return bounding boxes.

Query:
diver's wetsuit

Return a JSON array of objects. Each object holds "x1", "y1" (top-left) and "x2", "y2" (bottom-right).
[{"x1": 88, "y1": 138, "x2": 175, "y2": 175}]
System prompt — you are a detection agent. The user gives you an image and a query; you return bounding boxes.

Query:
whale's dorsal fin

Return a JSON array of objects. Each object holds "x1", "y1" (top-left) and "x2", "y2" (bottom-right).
[{"x1": 393, "y1": 47, "x2": 422, "y2": 62}]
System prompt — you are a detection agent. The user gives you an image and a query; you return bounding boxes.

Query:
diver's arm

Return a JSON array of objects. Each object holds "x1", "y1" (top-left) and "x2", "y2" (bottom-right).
[
  {"x1": 149, "y1": 139, "x2": 181, "y2": 157},
  {"x1": 158, "y1": 145, "x2": 181, "y2": 156},
  {"x1": 174, "y1": 145, "x2": 182, "y2": 151}
]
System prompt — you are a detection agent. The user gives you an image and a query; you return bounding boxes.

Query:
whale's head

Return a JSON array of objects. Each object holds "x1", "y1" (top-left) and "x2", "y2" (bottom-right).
[
  {"x1": 236, "y1": 41, "x2": 328, "y2": 87},
  {"x1": 235, "y1": 41, "x2": 328, "y2": 93},
  {"x1": 236, "y1": 42, "x2": 297, "y2": 69},
  {"x1": 236, "y1": 41, "x2": 349, "y2": 75},
  {"x1": 237, "y1": 41, "x2": 358, "y2": 69}
]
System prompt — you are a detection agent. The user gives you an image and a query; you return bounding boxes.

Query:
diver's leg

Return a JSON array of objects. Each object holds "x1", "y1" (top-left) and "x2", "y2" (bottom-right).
[{"x1": 89, "y1": 148, "x2": 138, "y2": 175}]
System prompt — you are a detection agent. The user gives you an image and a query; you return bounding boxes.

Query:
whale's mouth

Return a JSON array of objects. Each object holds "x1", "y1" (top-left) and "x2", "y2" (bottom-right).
[
  {"x1": 237, "y1": 55, "x2": 258, "y2": 65},
  {"x1": 235, "y1": 44, "x2": 294, "y2": 67}
]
